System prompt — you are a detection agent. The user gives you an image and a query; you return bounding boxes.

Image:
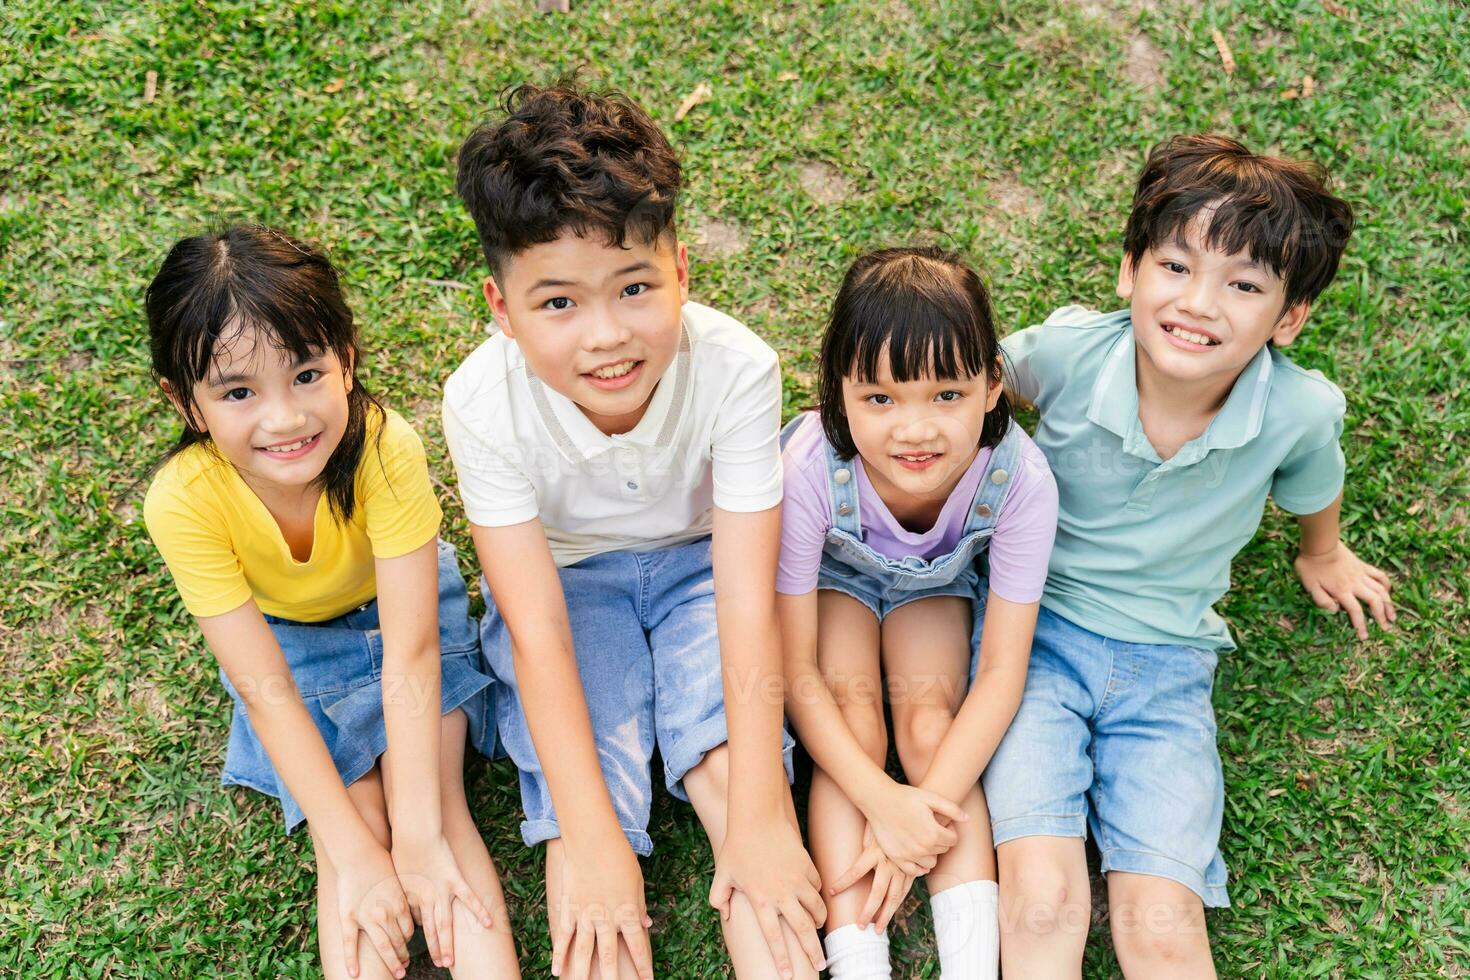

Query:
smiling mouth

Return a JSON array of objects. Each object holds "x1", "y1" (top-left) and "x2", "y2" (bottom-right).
[
  {"x1": 1162, "y1": 323, "x2": 1221, "y2": 347},
  {"x1": 256, "y1": 433, "x2": 321, "y2": 455},
  {"x1": 587, "y1": 360, "x2": 640, "y2": 379},
  {"x1": 893, "y1": 451, "x2": 943, "y2": 469}
]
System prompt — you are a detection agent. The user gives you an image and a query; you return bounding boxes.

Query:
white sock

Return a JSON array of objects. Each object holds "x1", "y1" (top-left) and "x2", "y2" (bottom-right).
[
  {"x1": 823, "y1": 923, "x2": 892, "y2": 979},
  {"x1": 930, "y1": 880, "x2": 999, "y2": 980}
]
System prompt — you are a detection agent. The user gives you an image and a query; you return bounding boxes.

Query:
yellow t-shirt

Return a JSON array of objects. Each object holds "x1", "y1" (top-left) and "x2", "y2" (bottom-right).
[{"x1": 143, "y1": 407, "x2": 443, "y2": 622}]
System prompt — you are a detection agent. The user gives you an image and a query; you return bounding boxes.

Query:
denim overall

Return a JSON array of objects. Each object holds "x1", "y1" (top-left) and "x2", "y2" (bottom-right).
[{"x1": 782, "y1": 413, "x2": 1022, "y2": 626}]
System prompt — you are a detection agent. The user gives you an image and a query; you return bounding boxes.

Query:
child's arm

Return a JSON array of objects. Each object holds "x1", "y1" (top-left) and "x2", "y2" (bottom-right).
[
  {"x1": 374, "y1": 539, "x2": 495, "y2": 969},
  {"x1": 778, "y1": 590, "x2": 969, "y2": 877},
  {"x1": 914, "y1": 592, "x2": 1036, "y2": 803},
  {"x1": 471, "y1": 519, "x2": 655, "y2": 980},
  {"x1": 196, "y1": 603, "x2": 414, "y2": 979},
  {"x1": 1294, "y1": 492, "x2": 1395, "y2": 640},
  {"x1": 705, "y1": 506, "x2": 829, "y2": 976}
]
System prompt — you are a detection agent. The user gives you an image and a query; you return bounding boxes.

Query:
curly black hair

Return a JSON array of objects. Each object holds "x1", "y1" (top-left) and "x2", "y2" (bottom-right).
[{"x1": 456, "y1": 81, "x2": 681, "y2": 274}]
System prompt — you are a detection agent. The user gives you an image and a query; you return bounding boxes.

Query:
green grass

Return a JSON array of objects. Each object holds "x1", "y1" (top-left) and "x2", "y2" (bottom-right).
[{"x1": 2, "y1": 0, "x2": 1467, "y2": 975}]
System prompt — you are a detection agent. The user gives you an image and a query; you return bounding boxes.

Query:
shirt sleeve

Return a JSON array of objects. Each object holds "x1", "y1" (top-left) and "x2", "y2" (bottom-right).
[
  {"x1": 983, "y1": 447, "x2": 1059, "y2": 604},
  {"x1": 1271, "y1": 414, "x2": 1346, "y2": 515},
  {"x1": 358, "y1": 413, "x2": 443, "y2": 558},
  {"x1": 1000, "y1": 326, "x2": 1043, "y2": 406},
  {"x1": 710, "y1": 348, "x2": 784, "y2": 512},
  {"x1": 775, "y1": 431, "x2": 832, "y2": 594},
  {"x1": 442, "y1": 386, "x2": 540, "y2": 528},
  {"x1": 143, "y1": 472, "x2": 253, "y2": 618}
]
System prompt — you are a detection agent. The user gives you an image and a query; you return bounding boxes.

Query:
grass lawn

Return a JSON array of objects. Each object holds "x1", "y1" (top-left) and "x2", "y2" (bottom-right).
[{"x1": 3, "y1": 0, "x2": 1467, "y2": 975}]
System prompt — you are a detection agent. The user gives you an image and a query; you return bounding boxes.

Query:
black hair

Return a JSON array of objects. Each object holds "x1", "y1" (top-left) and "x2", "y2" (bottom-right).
[
  {"x1": 145, "y1": 225, "x2": 382, "y2": 524},
  {"x1": 1124, "y1": 134, "x2": 1355, "y2": 310},
  {"x1": 456, "y1": 80, "x2": 681, "y2": 275},
  {"x1": 818, "y1": 247, "x2": 1011, "y2": 460}
]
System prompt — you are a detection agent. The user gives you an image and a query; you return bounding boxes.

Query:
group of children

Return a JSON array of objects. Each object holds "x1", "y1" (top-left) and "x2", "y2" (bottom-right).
[{"x1": 142, "y1": 82, "x2": 1394, "y2": 979}]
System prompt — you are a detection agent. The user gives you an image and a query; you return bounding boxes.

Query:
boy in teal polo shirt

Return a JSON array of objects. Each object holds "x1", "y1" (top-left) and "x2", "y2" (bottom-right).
[{"x1": 986, "y1": 135, "x2": 1395, "y2": 977}]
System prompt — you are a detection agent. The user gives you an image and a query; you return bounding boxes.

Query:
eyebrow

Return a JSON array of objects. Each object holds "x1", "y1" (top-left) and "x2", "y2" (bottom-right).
[
  {"x1": 527, "y1": 261, "x2": 655, "y2": 293},
  {"x1": 208, "y1": 353, "x2": 322, "y2": 387}
]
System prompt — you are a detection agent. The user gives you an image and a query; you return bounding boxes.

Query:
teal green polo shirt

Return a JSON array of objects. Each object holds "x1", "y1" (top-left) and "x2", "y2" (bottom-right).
[{"x1": 1002, "y1": 306, "x2": 1347, "y2": 651}]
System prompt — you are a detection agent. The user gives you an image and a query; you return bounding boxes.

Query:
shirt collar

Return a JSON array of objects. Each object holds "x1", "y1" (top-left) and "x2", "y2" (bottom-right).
[
  {"x1": 527, "y1": 317, "x2": 693, "y2": 463},
  {"x1": 1086, "y1": 316, "x2": 1276, "y2": 463}
]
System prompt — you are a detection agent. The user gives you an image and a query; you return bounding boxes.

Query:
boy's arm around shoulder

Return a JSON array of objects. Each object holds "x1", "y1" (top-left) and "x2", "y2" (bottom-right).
[
  {"x1": 471, "y1": 518, "x2": 656, "y2": 978},
  {"x1": 1000, "y1": 306, "x2": 1123, "y2": 412}
]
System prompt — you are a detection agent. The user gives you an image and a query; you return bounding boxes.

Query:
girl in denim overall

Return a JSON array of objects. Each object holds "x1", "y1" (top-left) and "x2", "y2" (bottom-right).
[
  {"x1": 141, "y1": 227, "x2": 520, "y2": 979},
  {"x1": 777, "y1": 248, "x2": 1058, "y2": 979}
]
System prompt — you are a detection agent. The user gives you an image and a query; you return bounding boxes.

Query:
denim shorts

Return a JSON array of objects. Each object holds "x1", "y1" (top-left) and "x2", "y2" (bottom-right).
[
  {"x1": 480, "y1": 536, "x2": 796, "y2": 856},
  {"x1": 818, "y1": 551, "x2": 986, "y2": 639},
  {"x1": 981, "y1": 605, "x2": 1229, "y2": 907},
  {"x1": 218, "y1": 539, "x2": 497, "y2": 834}
]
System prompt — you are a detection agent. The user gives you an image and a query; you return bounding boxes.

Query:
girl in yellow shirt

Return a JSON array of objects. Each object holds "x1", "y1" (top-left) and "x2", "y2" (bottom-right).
[{"x1": 142, "y1": 226, "x2": 520, "y2": 979}]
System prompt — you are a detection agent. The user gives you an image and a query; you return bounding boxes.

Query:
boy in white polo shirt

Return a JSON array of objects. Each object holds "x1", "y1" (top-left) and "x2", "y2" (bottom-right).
[
  {"x1": 986, "y1": 135, "x2": 1396, "y2": 976},
  {"x1": 443, "y1": 83, "x2": 825, "y2": 980}
]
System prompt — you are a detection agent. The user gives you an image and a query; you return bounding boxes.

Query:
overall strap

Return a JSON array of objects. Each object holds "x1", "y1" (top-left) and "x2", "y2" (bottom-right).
[
  {"x1": 822, "y1": 434, "x2": 864, "y2": 536},
  {"x1": 961, "y1": 421, "x2": 1023, "y2": 535}
]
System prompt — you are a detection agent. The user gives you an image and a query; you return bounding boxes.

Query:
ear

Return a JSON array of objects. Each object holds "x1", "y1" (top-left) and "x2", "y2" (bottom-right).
[
  {"x1": 483, "y1": 275, "x2": 515, "y2": 338},
  {"x1": 160, "y1": 379, "x2": 205, "y2": 434},
  {"x1": 1116, "y1": 253, "x2": 1138, "y2": 301},
  {"x1": 985, "y1": 354, "x2": 1005, "y2": 412},
  {"x1": 342, "y1": 347, "x2": 355, "y2": 392},
  {"x1": 674, "y1": 239, "x2": 690, "y2": 305},
  {"x1": 1270, "y1": 301, "x2": 1310, "y2": 347}
]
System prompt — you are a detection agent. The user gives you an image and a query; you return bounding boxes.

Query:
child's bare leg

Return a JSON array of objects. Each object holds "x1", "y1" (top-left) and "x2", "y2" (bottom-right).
[
  {"x1": 995, "y1": 836, "x2": 1090, "y2": 978},
  {"x1": 683, "y1": 744, "x2": 819, "y2": 980},
  {"x1": 807, "y1": 590, "x2": 886, "y2": 931},
  {"x1": 544, "y1": 839, "x2": 641, "y2": 980},
  {"x1": 310, "y1": 766, "x2": 400, "y2": 980},
  {"x1": 434, "y1": 708, "x2": 521, "y2": 977},
  {"x1": 882, "y1": 595, "x2": 994, "y2": 891},
  {"x1": 1106, "y1": 872, "x2": 1214, "y2": 980}
]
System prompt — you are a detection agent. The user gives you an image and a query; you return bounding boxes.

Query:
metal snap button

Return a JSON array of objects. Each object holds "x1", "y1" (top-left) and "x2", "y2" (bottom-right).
[
  {"x1": 834, "y1": 468, "x2": 851, "y2": 484},
  {"x1": 990, "y1": 468, "x2": 1009, "y2": 485},
  {"x1": 626, "y1": 481, "x2": 639, "y2": 490},
  {"x1": 975, "y1": 503, "x2": 993, "y2": 517},
  {"x1": 837, "y1": 503, "x2": 853, "y2": 516}
]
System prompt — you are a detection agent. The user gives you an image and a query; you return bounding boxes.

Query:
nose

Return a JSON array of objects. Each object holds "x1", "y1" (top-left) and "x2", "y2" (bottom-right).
[
  {"x1": 1177, "y1": 276, "x2": 1219, "y2": 320},
  {"x1": 581, "y1": 310, "x2": 632, "y2": 352},
  {"x1": 260, "y1": 396, "x2": 306, "y2": 434},
  {"x1": 892, "y1": 411, "x2": 942, "y2": 447}
]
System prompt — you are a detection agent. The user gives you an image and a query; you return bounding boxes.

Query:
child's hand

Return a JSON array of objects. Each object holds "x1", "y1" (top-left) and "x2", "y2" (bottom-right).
[
  {"x1": 335, "y1": 843, "x2": 414, "y2": 979},
  {"x1": 850, "y1": 846, "x2": 915, "y2": 933},
  {"x1": 391, "y1": 835, "x2": 495, "y2": 971},
  {"x1": 854, "y1": 780, "x2": 968, "y2": 876},
  {"x1": 551, "y1": 837, "x2": 653, "y2": 980},
  {"x1": 1295, "y1": 541, "x2": 1395, "y2": 640},
  {"x1": 709, "y1": 821, "x2": 828, "y2": 978}
]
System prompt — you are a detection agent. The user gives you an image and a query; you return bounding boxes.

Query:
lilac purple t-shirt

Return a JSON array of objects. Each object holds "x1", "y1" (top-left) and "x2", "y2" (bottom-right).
[{"x1": 776, "y1": 414, "x2": 1059, "y2": 604}]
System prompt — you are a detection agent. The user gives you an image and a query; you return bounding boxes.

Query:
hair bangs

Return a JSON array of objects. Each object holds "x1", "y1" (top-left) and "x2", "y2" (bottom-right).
[{"x1": 843, "y1": 289, "x2": 986, "y2": 386}]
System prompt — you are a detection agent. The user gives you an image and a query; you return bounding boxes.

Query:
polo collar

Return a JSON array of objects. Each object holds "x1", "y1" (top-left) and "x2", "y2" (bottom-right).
[
  {"x1": 1086, "y1": 314, "x2": 1275, "y2": 464},
  {"x1": 526, "y1": 319, "x2": 693, "y2": 464}
]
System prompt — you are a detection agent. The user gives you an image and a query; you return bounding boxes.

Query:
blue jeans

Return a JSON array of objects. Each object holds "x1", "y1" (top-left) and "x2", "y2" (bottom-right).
[
  {"x1": 219, "y1": 539, "x2": 496, "y2": 833},
  {"x1": 981, "y1": 605, "x2": 1229, "y2": 906},
  {"x1": 480, "y1": 536, "x2": 796, "y2": 855}
]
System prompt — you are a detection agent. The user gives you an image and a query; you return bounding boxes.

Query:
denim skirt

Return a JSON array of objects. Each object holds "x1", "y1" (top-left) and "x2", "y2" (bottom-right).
[{"x1": 217, "y1": 539, "x2": 497, "y2": 832}]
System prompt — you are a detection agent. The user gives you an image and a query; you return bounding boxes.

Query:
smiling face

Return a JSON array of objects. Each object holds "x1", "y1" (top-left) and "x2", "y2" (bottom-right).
[
  {"x1": 484, "y1": 231, "x2": 689, "y2": 436},
  {"x1": 173, "y1": 319, "x2": 352, "y2": 496},
  {"x1": 841, "y1": 353, "x2": 1003, "y2": 513},
  {"x1": 1119, "y1": 218, "x2": 1310, "y2": 392}
]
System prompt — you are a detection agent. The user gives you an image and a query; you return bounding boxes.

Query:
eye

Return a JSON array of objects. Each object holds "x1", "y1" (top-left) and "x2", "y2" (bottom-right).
[
  {"x1": 295, "y1": 369, "x2": 323, "y2": 384},
  {"x1": 864, "y1": 393, "x2": 892, "y2": 406},
  {"x1": 1163, "y1": 261, "x2": 1188, "y2": 274},
  {"x1": 1232, "y1": 281, "x2": 1262, "y2": 294},
  {"x1": 935, "y1": 390, "x2": 963, "y2": 403},
  {"x1": 223, "y1": 387, "x2": 251, "y2": 402},
  {"x1": 544, "y1": 296, "x2": 574, "y2": 311},
  {"x1": 621, "y1": 282, "x2": 648, "y2": 298}
]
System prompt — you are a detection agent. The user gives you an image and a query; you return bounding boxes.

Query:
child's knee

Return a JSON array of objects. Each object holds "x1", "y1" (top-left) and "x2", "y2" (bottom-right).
[
  {"x1": 895, "y1": 703, "x2": 956, "y2": 774},
  {"x1": 998, "y1": 846, "x2": 1090, "y2": 935},
  {"x1": 1111, "y1": 918, "x2": 1210, "y2": 969}
]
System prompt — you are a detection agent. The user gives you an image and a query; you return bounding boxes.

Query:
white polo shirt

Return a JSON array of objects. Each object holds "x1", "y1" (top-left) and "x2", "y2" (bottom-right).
[{"x1": 442, "y1": 301, "x2": 784, "y2": 566}]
